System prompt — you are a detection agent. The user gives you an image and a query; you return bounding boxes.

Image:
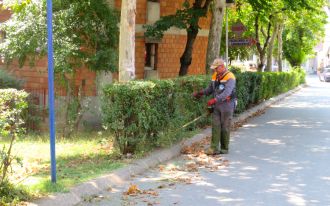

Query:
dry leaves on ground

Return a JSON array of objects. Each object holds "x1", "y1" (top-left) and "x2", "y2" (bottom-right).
[
  {"x1": 124, "y1": 184, "x2": 159, "y2": 197},
  {"x1": 124, "y1": 184, "x2": 141, "y2": 196},
  {"x1": 179, "y1": 136, "x2": 230, "y2": 173},
  {"x1": 181, "y1": 137, "x2": 210, "y2": 155}
]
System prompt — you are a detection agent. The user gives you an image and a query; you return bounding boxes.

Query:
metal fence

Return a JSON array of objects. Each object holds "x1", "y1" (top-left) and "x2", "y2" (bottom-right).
[{"x1": 24, "y1": 87, "x2": 48, "y2": 131}]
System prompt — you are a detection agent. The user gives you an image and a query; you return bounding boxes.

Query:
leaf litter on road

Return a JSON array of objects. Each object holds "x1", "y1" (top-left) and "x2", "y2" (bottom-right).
[{"x1": 122, "y1": 136, "x2": 230, "y2": 205}]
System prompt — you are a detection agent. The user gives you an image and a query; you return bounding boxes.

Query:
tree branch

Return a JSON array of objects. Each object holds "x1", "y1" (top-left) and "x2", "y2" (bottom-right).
[
  {"x1": 261, "y1": 26, "x2": 267, "y2": 38},
  {"x1": 262, "y1": 15, "x2": 273, "y2": 53},
  {"x1": 255, "y1": 15, "x2": 262, "y2": 54},
  {"x1": 203, "y1": 0, "x2": 213, "y2": 10}
]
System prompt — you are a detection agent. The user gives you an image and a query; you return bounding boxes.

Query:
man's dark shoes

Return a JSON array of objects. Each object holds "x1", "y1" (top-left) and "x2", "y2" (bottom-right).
[
  {"x1": 205, "y1": 148, "x2": 221, "y2": 155},
  {"x1": 219, "y1": 150, "x2": 228, "y2": 154}
]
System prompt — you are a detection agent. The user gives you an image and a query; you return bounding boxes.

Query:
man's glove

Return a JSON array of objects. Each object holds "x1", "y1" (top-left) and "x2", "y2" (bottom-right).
[
  {"x1": 207, "y1": 98, "x2": 217, "y2": 106},
  {"x1": 193, "y1": 90, "x2": 204, "y2": 99}
]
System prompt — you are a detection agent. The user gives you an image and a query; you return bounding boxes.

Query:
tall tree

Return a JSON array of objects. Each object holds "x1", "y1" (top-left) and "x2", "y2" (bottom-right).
[
  {"x1": 234, "y1": 0, "x2": 275, "y2": 71},
  {"x1": 283, "y1": 8, "x2": 327, "y2": 67},
  {"x1": 205, "y1": 0, "x2": 226, "y2": 72},
  {"x1": 277, "y1": 22, "x2": 284, "y2": 71},
  {"x1": 218, "y1": 2, "x2": 257, "y2": 64},
  {"x1": 238, "y1": 0, "x2": 327, "y2": 71},
  {"x1": 254, "y1": 13, "x2": 273, "y2": 71},
  {"x1": 118, "y1": 0, "x2": 136, "y2": 82},
  {"x1": 265, "y1": 20, "x2": 279, "y2": 72},
  {"x1": 144, "y1": 0, "x2": 212, "y2": 76}
]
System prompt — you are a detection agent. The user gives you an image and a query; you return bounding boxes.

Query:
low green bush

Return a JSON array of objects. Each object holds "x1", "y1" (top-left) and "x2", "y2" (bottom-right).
[
  {"x1": 102, "y1": 68, "x2": 305, "y2": 154},
  {"x1": 0, "y1": 89, "x2": 28, "y2": 183},
  {"x1": 0, "y1": 69, "x2": 23, "y2": 89},
  {"x1": 0, "y1": 69, "x2": 43, "y2": 131},
  {"x1": 0, "y1": 89, "x2": 29, "y2": 204},
  {"x1": 0, "y1": 181, "x2": 29, "y2": 205}
]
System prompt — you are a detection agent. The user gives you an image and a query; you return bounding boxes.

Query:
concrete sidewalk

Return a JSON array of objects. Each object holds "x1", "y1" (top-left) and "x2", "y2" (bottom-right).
[{"x1": 29, "y1": 83, "x2": 303, "y2": 206}]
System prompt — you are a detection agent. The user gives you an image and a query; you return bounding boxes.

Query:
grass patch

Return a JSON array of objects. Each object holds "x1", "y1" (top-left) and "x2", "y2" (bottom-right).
[
  {"x1": 0, "y1": 132, "x2": 125, "y2": 197},
  {"x1": 0, "y1": 126, "x2": 206, "y2": 204}
]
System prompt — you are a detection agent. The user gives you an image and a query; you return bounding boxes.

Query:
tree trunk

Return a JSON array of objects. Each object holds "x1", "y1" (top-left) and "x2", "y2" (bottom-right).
[
  {"x1": 1, "y1": 132, "x2": 16, "y2": 183},
  {"x1": 258, "y1": 53, "x2": 266, "y2": 71},
  {"x1": 178, "y1": 0, "x2": 212, "y2": 76},
  {"x1": 277, "y1": 23, "x2": 284, "y2": 72},
  {"x1": 265, "y1": 23, "x2": 279, "y2": 72},
  {"x1": 119, "y1": 0, "x2": 136, "y2": 82},
  {"x1": 255, "y1": 15, "x2": 272, "y2": 72},
  {"x1": 179, "y1": 26, "x2": 199, "y2": 76},
  {"x1": 205, "y1": 0, "x2": 226, "y2": 73},
  {"x1": 62, "y1": 78, "x2": 73, "y2": 138}
]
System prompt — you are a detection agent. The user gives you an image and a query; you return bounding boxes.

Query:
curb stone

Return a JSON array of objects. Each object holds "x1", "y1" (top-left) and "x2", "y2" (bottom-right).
[{"x1": 28, "y1": 85, "x2": 303, "y2": 206}]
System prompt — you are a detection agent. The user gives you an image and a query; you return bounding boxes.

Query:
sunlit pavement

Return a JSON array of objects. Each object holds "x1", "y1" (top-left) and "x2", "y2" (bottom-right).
[{"x1": 78, "y1": 74, "x2": 330, "y2": 206}]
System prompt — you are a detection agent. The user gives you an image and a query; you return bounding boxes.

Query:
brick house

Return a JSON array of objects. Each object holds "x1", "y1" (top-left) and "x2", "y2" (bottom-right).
[{"x1": 0, "y1": 0, "x2": 211, "y2": 127}]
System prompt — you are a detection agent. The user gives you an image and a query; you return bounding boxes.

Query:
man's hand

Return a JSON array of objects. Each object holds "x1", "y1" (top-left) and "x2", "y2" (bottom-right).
[
  {"x1": 193, "y1": 90, "x2": 204, "y2": 99},
  {"x1": 207, "y1": 98, "x2": 217, "y2": 106}
]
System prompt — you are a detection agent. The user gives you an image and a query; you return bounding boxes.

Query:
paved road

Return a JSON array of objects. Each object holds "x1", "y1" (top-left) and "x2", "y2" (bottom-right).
[{"x1": 78, "y1": 75, "x2": 330, "y2": 206}]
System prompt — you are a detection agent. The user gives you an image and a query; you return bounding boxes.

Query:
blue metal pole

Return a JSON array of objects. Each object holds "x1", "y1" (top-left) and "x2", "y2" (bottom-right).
[{"x1": 46, "y1": 0, "x2": 56, "y2": 183}]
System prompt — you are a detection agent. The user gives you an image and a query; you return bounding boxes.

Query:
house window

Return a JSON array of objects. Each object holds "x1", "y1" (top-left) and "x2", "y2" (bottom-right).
[{"x1": 145, "y1": 43, "x2": 158, "y2": 70}]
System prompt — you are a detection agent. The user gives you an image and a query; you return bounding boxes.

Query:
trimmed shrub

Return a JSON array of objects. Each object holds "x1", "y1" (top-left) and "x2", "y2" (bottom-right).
[{"x1": 102, "y1": 69, "x2": 305, "y2": 154}]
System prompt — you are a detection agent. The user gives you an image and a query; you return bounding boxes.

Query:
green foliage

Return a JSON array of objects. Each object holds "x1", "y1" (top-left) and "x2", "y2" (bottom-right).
[
  {"x1": 283, "y1": 8, "x2": 327, "y2": 67},
  {"x1": 235, "y1": 68, "x2": 305, "y2": 113},
  {"x1": 235, "y1": 0, "x2": 327, "y2": 69},
  {"x1": 0, "y1": 70, "x2": 43, "y2": 131},
  {"x1": 144, "y1": 0, "x2": 209, "y2": 39},
  {"x1": 102, "y1": 70, "x2": 305, "y2": 154},
  {"x1": 102, "y1": 76, "x2": 210, "y2": 154},
  {"x1": 0, "y1": 69, "x2": 23, "y2": 89},
  {"x1": 0, "y1": 0, "x2": 119, "y2": 74},
  {"x1": 224, "y1": 2, "x2": 267, "y2": 64},
  {"x1": 0, "y1": 89, "x2": 28, "y2": 184},
  {"x1": 0, "y1": 181, "x2": 30, "y2": 205}
]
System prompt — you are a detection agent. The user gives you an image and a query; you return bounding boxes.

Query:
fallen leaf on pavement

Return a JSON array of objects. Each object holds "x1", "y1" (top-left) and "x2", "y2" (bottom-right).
[
  {"x1": 142, "y1": 189, "x2": 159, "y2": 196},
  {"x1": 185, "y1": 162, "x2": 198, "y2": 172},
  {"x1": 159, "y1": 165, "x2": 165, "y2": 171},
  {"x1": 222, "y1": 160, "x2": 229, "y2": 166},
  {"x1": 125, "y1": 184, "x2": 141, "y2": 195},
  {"x1": 176, "y1": 177, "x2": 192, "y2": 184}
]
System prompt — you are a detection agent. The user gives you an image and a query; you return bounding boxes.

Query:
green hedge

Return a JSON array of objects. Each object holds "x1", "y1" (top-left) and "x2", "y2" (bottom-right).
[
  {"x1": 235, "y1": 67, "x2": 305, "y2": 113},
  {"x1": 102, "y1": 68, "x2": 305, "y2": 154}
]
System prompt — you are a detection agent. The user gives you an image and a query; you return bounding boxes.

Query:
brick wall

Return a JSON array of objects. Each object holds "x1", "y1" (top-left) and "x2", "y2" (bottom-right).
[
  {"x1": 157, "y1": 34, "x2": 208, "y2": 78},
  {"x1": 1, "y1": 0, "x2": 211, "y2": 95},
  {"x1": 158, "y1": 0, "x2": 210, "y2": 78},
  {"x1": 0, "y1": 57, "x2": 96, "y2": 96},
  {"x1": 160, "y1": 0, "x2": 211, "y2": 29},
  {"x1": 115, "y1": 0, "x2": 211, "y2": 79},
  {"x1": 135, "y1": 34, "x2": 146, "y2": 79},
  {"x1": 116, "y1": 0, "x2": 211, "y2": 27}
]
